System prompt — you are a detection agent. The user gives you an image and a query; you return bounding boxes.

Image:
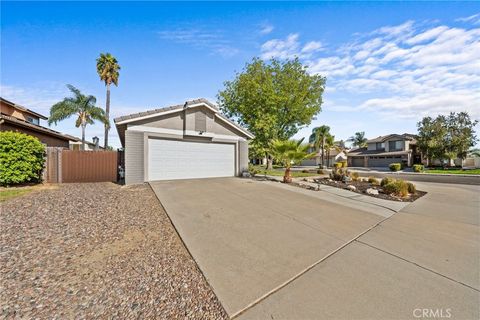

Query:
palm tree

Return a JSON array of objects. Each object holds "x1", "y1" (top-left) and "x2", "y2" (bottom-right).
[
  {"x1": 347, "y1": 131, "x2": 368, "y2": 148},
  {"x1": 270, "y1": 138, "x2": 316, "y2": 183},
  {"x1": 96, "y1": 53, "x2": 120, "y2": 149},
  {"x1": 325, "y1": 134, "x2": 341, "y2": 167},
  {"x1": 309, "y1": 125, "x2": 331, "y2": 167},
  {"x1": 49, "y1": 85, "x2": 108, "y2": 150}
]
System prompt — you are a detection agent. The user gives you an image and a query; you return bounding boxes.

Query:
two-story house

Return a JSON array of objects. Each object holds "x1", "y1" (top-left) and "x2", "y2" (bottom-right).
[
  {"x1": 0, "y1": 97, "x2": 74, "y2": 148},
  {"x1": 347, "y1": 133, "x2": 421, "y2": 168}
]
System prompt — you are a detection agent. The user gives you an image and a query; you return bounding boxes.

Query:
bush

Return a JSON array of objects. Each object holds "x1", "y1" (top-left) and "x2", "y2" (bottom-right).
[
  {"x1": 381, "y1": 177, "x2": 394, "y2": 186},
  {"x1": 407, "y1": 182, "x2": 416, "y2": 194},
  {"x1": 368, "y1": 176, "x2": 379, "y2": 185},
  {"x1": 330, "y1": 167, "x2": 351, "y2": 181},
  {"x1": 248, "y1": 163, "x2": 259, "y2": 177},
  {"x1": 0, "y1": 132, "x2": 46, "y2": 186},
  {"x1": 302, "y1": 169, "x2": 310, "y2": 173},
  {"x1": 317, "y1": 169, "x2": 324, "y2": 174},
  {"x1": 413, "y1": 164, "x2": 424, "y2": 172},
  {"x1": 334, "y1": 162, "x2": 342, "y2": 169},
  {"x1": 389, "y1": 163, "x2": 402, "y2": 171},
  {"x1": 341, "y1": 160, "x2": 348, "y2": 168},
  {"x1": 383, "y1": 179, "x2": 409, "y2": 197},
  {"x1": 351, "y1": 172, "x2": 359, "y2": 181}
]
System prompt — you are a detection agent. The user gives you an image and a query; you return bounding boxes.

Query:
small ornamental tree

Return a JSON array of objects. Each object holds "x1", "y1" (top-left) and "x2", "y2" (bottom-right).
[{"x1": 0, "y1": 131, "x2": 46, "y2": 186}]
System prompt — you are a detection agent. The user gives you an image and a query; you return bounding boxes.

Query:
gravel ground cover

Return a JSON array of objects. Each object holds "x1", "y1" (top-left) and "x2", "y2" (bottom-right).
[{"x1": 0, "y1": 182, "x2": 227, "y2": 319}]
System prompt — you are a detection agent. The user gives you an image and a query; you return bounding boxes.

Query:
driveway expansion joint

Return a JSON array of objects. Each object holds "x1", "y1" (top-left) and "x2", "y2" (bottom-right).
[
  {"x1": 355, "y1": 240, "x2": 480, "y2": 293},
  {"x1": 230, "y1": 213, "x2": 396, "y2": 319}
]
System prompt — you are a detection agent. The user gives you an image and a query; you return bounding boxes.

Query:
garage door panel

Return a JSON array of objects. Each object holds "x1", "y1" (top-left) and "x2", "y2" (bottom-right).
[{"x1": 148, "y1": 139, "x2": 235, "y2": 181}]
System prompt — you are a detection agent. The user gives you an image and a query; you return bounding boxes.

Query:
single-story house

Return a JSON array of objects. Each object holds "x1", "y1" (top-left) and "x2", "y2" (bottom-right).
[
  {"x1": 114, "y1": 98, "x2": 253, "y2": 184},
  {"x1": 347, "y1": 133, "x2": 421, "y2": 167},
  {"x1": 0, "y1": 97, "x2": 73, "y2": 148}
]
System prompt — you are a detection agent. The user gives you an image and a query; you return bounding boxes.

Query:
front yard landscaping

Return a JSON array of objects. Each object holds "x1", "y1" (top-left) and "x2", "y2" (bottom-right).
[{"x1": 0, "y1": 183, "x2": 226, "y2": 319}]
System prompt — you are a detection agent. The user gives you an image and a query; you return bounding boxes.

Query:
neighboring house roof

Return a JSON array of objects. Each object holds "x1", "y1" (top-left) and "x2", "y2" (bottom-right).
[
  {"x1": 347, "y1": 147, "x2": 410, "y2": 157},
  {"x1": 1, "y1": 97, "x2": 48, "y2": 120},
  {"x1": 0, "y1": 113, "x2": 76, "y2": 142},
  {"x1": 114, "y1": 98, "x2": 254, "y2": 140},
  {"x1": 367, "y1": 133, "x2": 417, "y2": 143}
]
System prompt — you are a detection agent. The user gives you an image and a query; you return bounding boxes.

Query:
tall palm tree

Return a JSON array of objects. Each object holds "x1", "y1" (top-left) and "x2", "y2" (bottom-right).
[
  {"x1": 270, "y1": 138, "x2": 316, "y2": 183},
  {"x1": 309, "y1": 125, "x2": 331, "y2": 167},
  {"x1": 49, "y1": 85, "x2": 108, "y2": 150},
  {"x1": 347, "y1": 131, "x2": 368, "y2": 148},
  {"x1": 96, "y1": 53, "x2": 120, "y2": 149}
]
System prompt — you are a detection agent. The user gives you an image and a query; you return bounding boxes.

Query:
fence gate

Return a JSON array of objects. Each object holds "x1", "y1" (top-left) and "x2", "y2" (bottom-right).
[{"x1": 44, "y1": 148, "x2": 118, "y2": 183}]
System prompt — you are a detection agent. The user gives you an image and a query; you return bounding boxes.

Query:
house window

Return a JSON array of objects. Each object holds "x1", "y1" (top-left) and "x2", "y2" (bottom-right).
[
  {"x1": 26, "y1": 116, "x2": 39, "y2": 125},
  {"x1": 389, "y1": 140, "x2": 402, "y2": 151},
  {"x1": 195, "y1": 112, "x2": 206, "y2": 132},
  {"x1": 375, "y1": 142, "x2": 385, "y2": 150}
]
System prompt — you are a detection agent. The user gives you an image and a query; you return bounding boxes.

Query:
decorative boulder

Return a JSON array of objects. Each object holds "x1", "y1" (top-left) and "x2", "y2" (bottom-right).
[
  {"x1": 347, "y1": 185, "x2": 356, "y2": 191},
  {"x1": 366, "y1": 188, "x2": 379, "y2": 195}
]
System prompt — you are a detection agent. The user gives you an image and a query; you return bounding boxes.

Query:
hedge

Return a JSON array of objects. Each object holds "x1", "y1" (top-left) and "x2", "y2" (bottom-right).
[
  {"x1": 389, "y1": 163, "x2": 402, "y2": 171},
  {"x1": 413, "y1": 164, "x2": 424, "y2": 172},
  {"x1": 0, "y1": 131, "x2": 46, "y2": 186}
]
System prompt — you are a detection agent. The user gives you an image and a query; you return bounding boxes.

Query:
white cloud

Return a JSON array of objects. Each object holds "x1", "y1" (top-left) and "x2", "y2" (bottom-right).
[
  {"x1": 259, "y1": 23, "x2": 274, "y2": 35},
  {"x1": 304, "y1": 19, "x2": 480, "y2": 120},
  {"x1": 261, "y1": 34, "x2": 323, "y2": 59},
  {"x1": 456, "y1": 13, "x2": 480, "y2": 25},
  {"x1": 158, "y1": 28, "x2": 238, "y2": 57}
]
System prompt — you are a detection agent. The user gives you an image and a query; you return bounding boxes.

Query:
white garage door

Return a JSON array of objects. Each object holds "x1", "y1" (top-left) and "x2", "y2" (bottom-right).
[{"x1": 148, "y1": 138, "x2": 235, "y2": 181}]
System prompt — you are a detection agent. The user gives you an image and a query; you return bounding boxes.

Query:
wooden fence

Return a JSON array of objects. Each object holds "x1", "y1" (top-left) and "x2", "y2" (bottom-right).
[{"x1": 44, "y1": 148, "x2": 118, "y2": 183}]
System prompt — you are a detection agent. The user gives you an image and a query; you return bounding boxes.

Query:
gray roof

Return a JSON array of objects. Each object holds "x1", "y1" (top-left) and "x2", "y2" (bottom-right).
[
  {"x1": 114, "y1": 98, "x2": 253, "y2": 138},
  {"x1": 367, "y1": 133, "x2": 417, "y2": 143},
  {"x1": 347, "y1": 147, "x2": 410, "y2": 157}
]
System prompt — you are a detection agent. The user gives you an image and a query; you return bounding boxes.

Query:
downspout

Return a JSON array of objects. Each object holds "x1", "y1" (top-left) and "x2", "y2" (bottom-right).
[{"x1": 183, "y1": 101, "x2": 188, "y2": 137}]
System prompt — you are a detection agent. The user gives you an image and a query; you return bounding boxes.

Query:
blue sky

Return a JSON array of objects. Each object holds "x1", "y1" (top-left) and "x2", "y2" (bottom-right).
[{"x1": 2, "y1": 1, "x2": 479, "y2": 148}]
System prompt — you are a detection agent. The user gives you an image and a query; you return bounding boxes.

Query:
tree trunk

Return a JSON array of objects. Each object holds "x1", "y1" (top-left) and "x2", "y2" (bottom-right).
[
  {"x1": 266, "y1": 153, "x2": 273, "y2": 170},
  {"x1": 321, "y1": 136, "x2": 325, "y2": 167},
  {"x1": 104, "y1": 83, "x2": 110, "y2": 148},
  {"x1": 81, "y1": 123, "x2": 86, "y2": 151},
  {"x1": 283, "y1": 166, "x2": 292, "y2": 183}
]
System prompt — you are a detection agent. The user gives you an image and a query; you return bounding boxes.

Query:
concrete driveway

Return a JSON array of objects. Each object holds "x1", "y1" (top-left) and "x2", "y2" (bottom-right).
[{"x1": 150, "y1": 178, "x2": 479, "y2": 319}]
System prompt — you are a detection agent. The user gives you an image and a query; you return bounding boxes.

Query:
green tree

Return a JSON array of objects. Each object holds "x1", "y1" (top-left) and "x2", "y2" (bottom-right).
[
  {"x1": 0, "y1": 131, "x2": 45, "y2": 186},
  {"x1": 218, "y1": 57, "x2": 326, "y2": 169},
  {"x1": 270, "y1": 138, "x2": 316, "y2": 183},
  {"x1": 309, "y1": 125, "x2": 331, "y2": 167},
  {"x1": 347, "y1": 131, "x2": 368, "y2": 148},
  {"x1": 96, "y1": 53, "x2": 121, "y2": 149},
  {"x1": 417, "y1": 112, "x2": 477, "y2": 166},
  {"x1": 49, "y1": 85, "x2": 108, "y2": 150}
]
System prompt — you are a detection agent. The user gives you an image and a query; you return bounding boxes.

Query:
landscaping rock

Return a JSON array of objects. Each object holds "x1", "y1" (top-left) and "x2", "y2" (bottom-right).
[
  {"x1": 346, "y1": 185, "x2": 356, "y2": 191},
  {"x1": 366, "y1": 188, "x2": 379, "y2": 195},
  {"x1": 0, "y1": 183, "x2": 227, "y2": 319}
]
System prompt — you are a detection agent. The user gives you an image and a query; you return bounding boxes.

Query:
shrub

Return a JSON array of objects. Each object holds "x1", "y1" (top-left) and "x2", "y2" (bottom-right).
[
  {"x1": 248, "y1": 163, "x2": 259, "y2": 177},
  {"x1": 341, "y1": 160, "x2": 348, "y2": 168},
  {"x1": 317, "y1": 169, "x2": 324, "y2": 174},
  {"x1": 330, "y1": 167, "x2": 350, "y2": 181},
  {"x1": 407, "y1": 182, "x2": 416, "y2": 194},
  {"x1": 302, "y1": 169, "x2": 309, "y2": 173},
  {"x1": 380, "y1": 177, "x2": 394, "y2": 186},
  {"x1": 334, "y1": 162, "x2": 342, "y2": 169},
  {"x1": 0, "y1": 132, "x2": 46, "y2": 186},
  {"x1": 351, "y1": 172, "x2": 359, "y2": 181},
  {"x1": 383, "y1": 179, "x2": 409, "y2": 197},
  {"x1": 389, "y1": 163, "x2": 402, "y2": 171},
  {"x1": 413, "y1": 164, "x2": 424, "y2": 172},
  {"x1": 368, "y1": 176, "x2": 379, "y2": 185}
]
